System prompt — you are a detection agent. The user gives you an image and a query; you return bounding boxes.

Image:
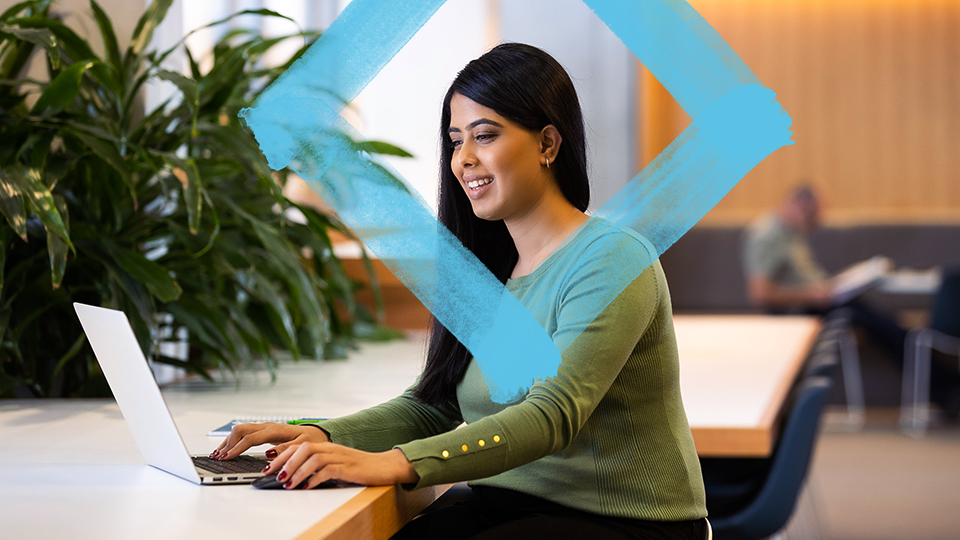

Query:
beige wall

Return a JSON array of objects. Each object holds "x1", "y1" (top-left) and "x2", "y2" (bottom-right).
[{"x1": 639, "y1": 0, "x2": 960, "y2": 226}]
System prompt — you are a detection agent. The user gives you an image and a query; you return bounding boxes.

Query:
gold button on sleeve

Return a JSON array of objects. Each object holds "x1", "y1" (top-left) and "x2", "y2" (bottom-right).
[
  {"x1": 478, "y1": 439, "x2": 485, "y2": 447},
  {"x1": 441, "y1": 450, "x2": 449, "y2": 458},
  {"x1": 493, "y1": 435, "x2": 501, "y2": 443},
  {"x1": 461, "y1": 444, "x2": 468, "y2": 452}
]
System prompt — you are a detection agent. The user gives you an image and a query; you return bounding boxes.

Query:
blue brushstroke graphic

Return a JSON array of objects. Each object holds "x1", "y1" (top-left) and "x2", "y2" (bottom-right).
[
  {"x1": 583, "y1": 0, "x2": 762, "y2": 118},
  {"x1": 239, "y1": 0, "x2": 793, "y2": 403},
  {"x1": 596, "y1": 84, "x2": 794, "y2": 255}
]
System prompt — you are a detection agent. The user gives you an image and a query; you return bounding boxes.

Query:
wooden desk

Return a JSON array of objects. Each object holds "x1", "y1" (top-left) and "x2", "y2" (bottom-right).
[{"x1": 0, "y1": 316, "x2": 818, "y2": 539}]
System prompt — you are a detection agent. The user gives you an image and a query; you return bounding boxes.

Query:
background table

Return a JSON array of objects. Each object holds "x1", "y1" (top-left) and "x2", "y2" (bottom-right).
[
  {"x1": 0, "y1": 315, "x2": 819, "y2": 539},
  {"x1": 675, "y1": 315, "x2": 821, "y2": 457}
]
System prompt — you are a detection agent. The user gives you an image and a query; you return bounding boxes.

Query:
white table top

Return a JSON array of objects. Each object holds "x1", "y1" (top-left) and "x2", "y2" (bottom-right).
[
  {"x1": 0, "y1": 315, "x2": 819, "y2": 538},
  {"x1": 0, "y1": 338, "x2": 432, "y2": 540},
  {"x1": 675, "y1": 315, "x2": 821, "y2": 456}
]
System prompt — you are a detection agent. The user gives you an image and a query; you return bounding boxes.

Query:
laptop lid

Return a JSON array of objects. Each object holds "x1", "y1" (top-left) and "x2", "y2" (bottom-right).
[{"x1": 74, "y1": 303, "x2": 202, "y2": 485}]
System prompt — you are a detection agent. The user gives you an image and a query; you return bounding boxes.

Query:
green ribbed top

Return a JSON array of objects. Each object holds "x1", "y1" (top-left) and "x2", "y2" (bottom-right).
[{"x1": 316, "y1": 217, "x2": 706, "y2": 521}]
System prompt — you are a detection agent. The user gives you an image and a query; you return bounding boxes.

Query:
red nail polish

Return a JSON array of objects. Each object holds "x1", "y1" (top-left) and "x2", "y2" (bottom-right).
[
  {"x1": 265, "y1": 449, "x2": 278, "y2": 458},
  {"x1": 300, "y1": 482, "x2": 310, "y2": 490},
  {"x1": 277, "y1": 471, "x2": 287, "y2": 482},
  {"x1": 284, "y1": 481, "x2": 292, "y2": 489},
  {"x1": 262, "y1": 465, "x2": 270, "y2": 473}
]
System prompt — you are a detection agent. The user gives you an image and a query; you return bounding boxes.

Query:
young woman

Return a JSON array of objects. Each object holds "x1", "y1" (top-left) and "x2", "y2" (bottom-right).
[{"x1": 214, "y1": 43, "x2": 707, "y2": 539}]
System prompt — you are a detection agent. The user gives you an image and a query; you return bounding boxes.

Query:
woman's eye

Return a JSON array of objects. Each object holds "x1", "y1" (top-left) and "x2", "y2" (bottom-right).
[
  {"x1": 449, "y1": 139, "x2": 462, "y2": 149},
  {"x1": 475, "y1": 133, "x2": 496, "y2": 142}
]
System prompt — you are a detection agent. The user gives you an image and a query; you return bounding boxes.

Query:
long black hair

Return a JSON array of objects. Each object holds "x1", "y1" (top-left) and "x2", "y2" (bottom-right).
[{"x1": 413, "y1": 43, "x2": 590, "y2": 407}]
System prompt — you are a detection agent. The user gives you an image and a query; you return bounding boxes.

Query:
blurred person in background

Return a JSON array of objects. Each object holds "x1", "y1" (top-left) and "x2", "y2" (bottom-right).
[{"x1": 743, "y1": 185, "x2": 959, "y2": 418}]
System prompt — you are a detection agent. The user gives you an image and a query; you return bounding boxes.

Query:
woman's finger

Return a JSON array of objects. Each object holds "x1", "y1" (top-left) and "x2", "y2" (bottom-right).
[
  {"x1": 219, "y1": 423, "x2": 289, "y2": 460},
  {"x1": 264, "y1": 443, "x2": 298, "y2": 475},
  {"x1": 279, "y1": 443, "x2": 322, "y2": 488},
  {"x1": 289, "y1": 452, "x2": 327, "y2": 489},
  {"x1": 211, "y1": 423, "x2": 259, "y2": 458},
  {"x1": 269, "y1": 440, "x2": 298, "y2": 458},
  {"x1": 304, "y1": 463, "x2": 344, "y2": 490}
]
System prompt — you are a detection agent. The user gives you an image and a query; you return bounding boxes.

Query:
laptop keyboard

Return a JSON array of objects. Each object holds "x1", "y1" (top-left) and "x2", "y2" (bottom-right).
[{"x1": 192, "y1": 455, "x2": 268, "y2": 475}]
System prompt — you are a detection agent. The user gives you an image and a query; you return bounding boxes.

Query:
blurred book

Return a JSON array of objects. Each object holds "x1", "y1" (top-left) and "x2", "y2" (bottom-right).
[
  {"x1": 208, "y1": 416, "x2": 326, "y2": 436},
  {"x1": 831, "y1": 256, "x2": 893, "y2": 304},
  {"x1": 879, "y1": 267, "x2": 942, "y2": 295}
]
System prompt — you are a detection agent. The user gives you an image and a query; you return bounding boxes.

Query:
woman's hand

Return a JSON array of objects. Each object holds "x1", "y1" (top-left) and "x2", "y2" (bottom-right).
[
  {"x1": 211, "y1": 422, "x2": 329, "y2": 461},
  {"x1": 264, "y1": 442, "x2": 419, "y2": 489}
]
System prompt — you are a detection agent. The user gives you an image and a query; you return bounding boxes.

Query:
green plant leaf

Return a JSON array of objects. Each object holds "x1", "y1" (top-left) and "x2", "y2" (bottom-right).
[
  {"x1": 160, "y1": 153, "x2": 202, "y2": 234},
  {"x1": 127, "y1": 0, "x2": 173, "y2": 58},
  {"x1": 101, "y1": 239, "x2": 181, "y2": 302},
  {"x1": 290, "y1": 206, "x2": 358, "y2": 317},
  {"x1": 30, "y1": 59, "x2": 94, "y2": 115},
  {"x1": 62, "y1": 126, "x2": 135, "y2": 204},
  {"x1": 197, "y1": 46, "x2": 245, "y2": 112},
  {"x1": 155, "y1": 68, "x2": 198, "y2": 124},
  {"x1": 45, "y1": 194, "x2": 69, "y2": 289},
  {"x1": 362, "y1": 140, "x2": 414, "y2": 158},
  {"x1": 0, "y1": 227, "x2": 8, "y2": 294},
  {"x1": 243, "y1": 270, "x2": 298, "y2": 355},
  {"x1": 0, "y1": 301, "x2": 11, "y2": 357},
  {"x1": 44, "y1": 154, "x2": 75, "y2": 190},
  {"x1": 153, "y1": 8, "x2": 300, "y2": 66},
  {"x1": 11, "y1": 17, "x2": 96, "y2": 62},
  {"x1": 214, "y1": 193, "x2": 330, "y2": 358},
  {"x1": 183, "y1": 44, "x2": 200, "y2": 80},
  {"x1": 51, "y1": 332, "x2": 85, "y2": 377},
  {"x1": 0, "y1": 1, "x2": 48, "y2": 23},
  {"x1": 89, "y1": 0, "x2": 120, "y2": 72},
  {"x1": 0, "y1": 24, "x2": 59, "y2": 69},
  {"x1": 198, "y1": 123, "x2": 274, "y2": 181},
  {"x1": 3, "y1": 165, "x2": 72, "y2": 249},
  {"x1": 156, "y1": 68, "x2": 198, "y2": 109},
  {"x1": 0, "y1": 168, "x2": 27, "y2": 240},
  {"x1": 164, "y1": 299, "x2": 225, "y2": 353}
]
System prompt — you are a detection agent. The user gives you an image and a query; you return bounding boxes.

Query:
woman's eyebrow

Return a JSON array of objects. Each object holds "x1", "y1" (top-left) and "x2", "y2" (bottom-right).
[{"x1": 448, "y1": 118, "x2": 504, "y2": 133}]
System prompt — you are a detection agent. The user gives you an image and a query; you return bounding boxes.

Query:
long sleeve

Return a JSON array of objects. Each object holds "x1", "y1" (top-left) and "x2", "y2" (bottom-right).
[
  {"x1": 313, "y1": 382, "x2": 463, "y2": 453},
  {"x1": 397, "y1": 226, "x2": 660, "y2": 488}
]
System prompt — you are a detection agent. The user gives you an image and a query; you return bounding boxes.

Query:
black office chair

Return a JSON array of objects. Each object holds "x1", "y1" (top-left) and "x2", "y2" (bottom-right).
[
  {"x1": 805, "y1": 333, "x2": 842, "y2": 379},
  {"x1": 702, "y1": 376, "x2": 833, "y2": 540},
  {"x1": 815, "y1": 308, "x2": 865, "y2": 429},
  {"x1": 901, "y1": 269, "x2": 960, "y2": 433}
]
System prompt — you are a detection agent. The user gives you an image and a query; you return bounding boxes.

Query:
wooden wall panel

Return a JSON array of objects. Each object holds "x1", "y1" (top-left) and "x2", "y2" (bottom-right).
[{"x1": 638, "y1": 0, "x2": 960, "y2": 225}]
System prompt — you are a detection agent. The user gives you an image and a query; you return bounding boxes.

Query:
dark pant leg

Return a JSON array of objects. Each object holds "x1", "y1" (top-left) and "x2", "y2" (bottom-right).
[
  {"x1": 839, "y1": 299, "x2": 907, "y2": 361},
  {"x1": 390, "y1": 491, "x2": 496, "y2": 540},
  {"x1": 466, "y1": 513, "x2": 707, "y2": 540},
  {"x1": 391, "y1": 486, "x2": 535, "y2": 540},
  {"x1": 828, "y1": 301, "x2": 960, "y2": 410},
  {"x1": 392, "y1": 486, "x2": 707, "y2": 540},
  {"x1": 391, "y1": 500, "x2": 490, "y2": 540}
]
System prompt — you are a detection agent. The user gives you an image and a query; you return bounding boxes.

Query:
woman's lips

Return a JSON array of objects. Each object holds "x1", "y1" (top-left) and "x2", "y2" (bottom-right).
[{"x1": 465, "y1": 177, "x2": 493, "y2": 200}]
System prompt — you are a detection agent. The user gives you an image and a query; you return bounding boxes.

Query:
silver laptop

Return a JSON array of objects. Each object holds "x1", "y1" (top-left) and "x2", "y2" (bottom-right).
[{"x1": 74, "y1": 302, "x2": 269, "y2": 485}]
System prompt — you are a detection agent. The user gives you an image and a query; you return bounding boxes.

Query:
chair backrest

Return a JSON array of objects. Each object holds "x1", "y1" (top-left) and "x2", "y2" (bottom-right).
[
  {"x1": 710, "y1": 376, "x2": 833, "y2": 540},
  {"x1": 805, "y1": 336, "x2": 841, "y2": 379},
  {"x1": 931, "y1": 269, "x2": 960, "y2": 338}
]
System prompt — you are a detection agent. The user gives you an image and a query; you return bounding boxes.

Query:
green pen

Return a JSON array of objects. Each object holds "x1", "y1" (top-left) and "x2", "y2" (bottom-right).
[{"x1": 287, "y1": 418, "x2": 327, "y2": 425}]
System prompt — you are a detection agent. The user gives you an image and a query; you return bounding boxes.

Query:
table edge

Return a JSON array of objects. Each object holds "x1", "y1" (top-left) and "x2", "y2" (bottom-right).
[{"x1": 295, "y1": 483, "x2": 452, "y2": 540}]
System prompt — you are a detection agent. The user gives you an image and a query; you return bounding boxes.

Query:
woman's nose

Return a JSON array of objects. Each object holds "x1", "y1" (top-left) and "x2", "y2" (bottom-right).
[{"x1": 457, "y1": 142, "x2": 476, "y2": 169}]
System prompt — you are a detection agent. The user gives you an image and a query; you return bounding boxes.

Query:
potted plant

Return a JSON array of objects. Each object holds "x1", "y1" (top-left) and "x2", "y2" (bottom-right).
[{"x1": 0, "y1": 0, "x2": 405, "y2": 398}]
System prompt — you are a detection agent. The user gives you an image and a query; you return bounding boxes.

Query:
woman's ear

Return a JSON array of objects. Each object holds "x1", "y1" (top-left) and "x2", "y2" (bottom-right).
[{"x1": 540, "y1": 125, "x2": 562, "y2": 163}]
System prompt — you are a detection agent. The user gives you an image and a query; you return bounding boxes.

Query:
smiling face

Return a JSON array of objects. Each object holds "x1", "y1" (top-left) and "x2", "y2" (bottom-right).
[{"x1": 447, "y1": 93, "x2": 555, "y2": 222}]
